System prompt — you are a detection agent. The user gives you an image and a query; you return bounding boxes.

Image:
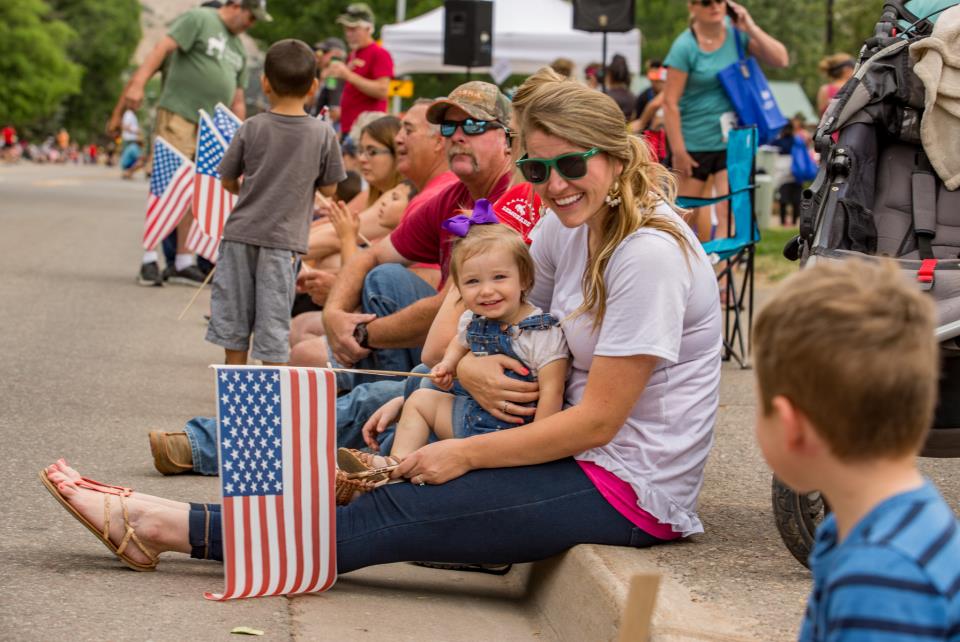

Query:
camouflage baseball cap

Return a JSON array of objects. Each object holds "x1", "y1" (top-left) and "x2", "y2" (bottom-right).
[
  {"x1": 337, "y1": 3, "x2": 375, "y2": 27},
  {"x1": 426, "y1": 82, "x2": 512, "y2": 125},
  {"x1": 237, "y1": 0, "x2": 272, "y2": 22}
]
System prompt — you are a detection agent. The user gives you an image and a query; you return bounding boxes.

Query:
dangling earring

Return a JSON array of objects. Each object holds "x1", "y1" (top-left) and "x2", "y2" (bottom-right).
[{"x1": 604, "y1": 182, "x2": 622, "y2": 208}]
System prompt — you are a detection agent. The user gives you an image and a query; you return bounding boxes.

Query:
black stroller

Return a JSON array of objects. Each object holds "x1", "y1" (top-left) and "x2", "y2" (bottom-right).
[{"x1": 774, "y1": 0, "x2": 960, "y2": 566}]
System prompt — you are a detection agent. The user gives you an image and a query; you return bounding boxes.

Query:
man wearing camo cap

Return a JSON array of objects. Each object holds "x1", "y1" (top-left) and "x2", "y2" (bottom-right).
[{"x1": 321, "y1": 81, "x2": 515, "y2": 386}]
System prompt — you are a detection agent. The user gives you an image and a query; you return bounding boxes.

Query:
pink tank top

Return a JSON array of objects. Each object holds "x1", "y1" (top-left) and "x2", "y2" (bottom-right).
[{"x1": 577, "y1": 461, "x2": 682, "y2": 541}]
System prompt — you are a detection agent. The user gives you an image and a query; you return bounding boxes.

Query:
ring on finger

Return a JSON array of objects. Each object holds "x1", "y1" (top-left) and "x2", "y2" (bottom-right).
[{"x1": 502, "y1": 401, "x2": 510, "y2": 414}]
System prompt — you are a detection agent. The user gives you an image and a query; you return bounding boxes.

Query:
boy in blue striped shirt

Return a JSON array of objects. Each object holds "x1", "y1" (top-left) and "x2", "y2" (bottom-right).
[{"x1": 753, "y1": 260, "x2": 960, "y2": 641}]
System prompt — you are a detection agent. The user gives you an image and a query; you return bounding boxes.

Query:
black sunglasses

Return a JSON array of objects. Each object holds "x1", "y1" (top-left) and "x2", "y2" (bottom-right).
[
  {"x1": 697, "y1": 0, "x2": 726, "y2": 6},
  {"x1": 515, "y1": 148, "x2": 600, "y2": 184},
  {"x1": 440, "y1": 118, "x2": 508, "y2": 137}
]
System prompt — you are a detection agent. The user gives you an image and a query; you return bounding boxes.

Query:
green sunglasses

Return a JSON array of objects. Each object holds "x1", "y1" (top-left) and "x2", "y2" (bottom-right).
[{"x1": 515, "y1": 148, "x2": 600, "y2": 184}]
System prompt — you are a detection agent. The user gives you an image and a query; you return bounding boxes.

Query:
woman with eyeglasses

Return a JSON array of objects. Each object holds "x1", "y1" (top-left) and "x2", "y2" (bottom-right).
[
  {"x1": 663, "y1": 0, "x2": 788, "y2": 241},
  {"x1": 39, "y1": 70, "x2": 724, "y2": 578}
]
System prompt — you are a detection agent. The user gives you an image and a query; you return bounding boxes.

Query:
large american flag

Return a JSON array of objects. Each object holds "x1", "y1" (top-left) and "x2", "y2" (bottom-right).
[
  {"x1": 205, "y1": 367, "x2": 338, "y2": 601},
  {"x1": 213, "y1": 102, "x2": 242, "y2": 142},
  {"x1": 185, "y1": 219, "x2": 219, "y2": 264},
  {"x1": 141, "y1": 137, "x2": 194, "y2": 250},
  {"x1": 193, "y1": 110, "x2": 237, "y2": 239}
]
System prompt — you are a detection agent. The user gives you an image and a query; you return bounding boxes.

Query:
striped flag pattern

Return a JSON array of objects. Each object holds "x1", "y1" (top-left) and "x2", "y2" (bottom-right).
[
  {"x1": 141, "y1": 137, "x2": 194, "y2": 250},
  {"x1": 193, "y1": 110, "x2": 236, "y2": 239},
  {"x1": 213, "y1": 102, "x2": 242, "y2": 142},
  {"x1": 185, "y1": 219, "x2": 219, "y2": 264},
  {"x1": 205, "y1": 367, "x2": 338, "y2": 601}
]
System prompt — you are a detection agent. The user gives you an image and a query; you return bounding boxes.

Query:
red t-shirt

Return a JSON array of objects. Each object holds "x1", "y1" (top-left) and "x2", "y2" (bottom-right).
[
  {"x1": 340, "y1": 42, "x2": 394, "y2": 136},
  {"x1": 2, "y1": 126, "x2": 15, "y2": 146},
  {"x1": 391, "y1": 171, "x2": 513, "y2": 289}
]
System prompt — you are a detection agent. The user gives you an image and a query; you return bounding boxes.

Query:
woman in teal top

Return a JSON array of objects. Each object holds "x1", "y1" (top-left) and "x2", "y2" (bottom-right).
[{"x1": 663, "y1": 0, "x2": 787, "y2": 241}]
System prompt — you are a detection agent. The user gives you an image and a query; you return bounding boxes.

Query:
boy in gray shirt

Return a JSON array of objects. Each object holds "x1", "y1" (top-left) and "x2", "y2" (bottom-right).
[{"x1": 207, "y1": 39, "x2": 346, "y2": 364}]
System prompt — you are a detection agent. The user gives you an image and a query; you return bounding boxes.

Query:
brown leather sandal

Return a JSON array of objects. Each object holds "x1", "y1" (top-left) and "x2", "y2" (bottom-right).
[
  {"x1": 337, "y1": 447, "x2": 401, "y2": 474},
  {"x1": 39, "y1": 470, "x2": 160, "y2": 572}
]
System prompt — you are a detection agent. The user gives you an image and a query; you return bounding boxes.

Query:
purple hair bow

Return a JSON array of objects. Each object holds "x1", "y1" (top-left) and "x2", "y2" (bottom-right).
[{"x1": 441, "y1": 198, "x2": 499, "y2": 237}]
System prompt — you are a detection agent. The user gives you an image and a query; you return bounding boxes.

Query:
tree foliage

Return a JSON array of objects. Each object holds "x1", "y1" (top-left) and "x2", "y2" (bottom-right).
[
  {"x1": 0, "y1": 0, "x2": 82, "y2": 128},
  {"x1": 47, "y1": 0, "x2": 141, "y2": 143},
  {"x1": 252, "y1": 0, "x2": 897, "y2": 106}
]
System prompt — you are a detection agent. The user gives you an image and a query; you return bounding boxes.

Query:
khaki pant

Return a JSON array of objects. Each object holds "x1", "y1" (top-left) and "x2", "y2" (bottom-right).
[{"x1": 146, "y1": 108, "x2": 198, "y2": 173}]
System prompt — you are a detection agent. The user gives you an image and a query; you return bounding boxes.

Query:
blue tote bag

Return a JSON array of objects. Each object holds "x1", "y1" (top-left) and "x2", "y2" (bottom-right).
[
  {"x1": 717, "y1": 31, "x2": 787, "y2": 145},
  {"x1": 790, "y1": 135, "x2": 818, "y2": 182}
]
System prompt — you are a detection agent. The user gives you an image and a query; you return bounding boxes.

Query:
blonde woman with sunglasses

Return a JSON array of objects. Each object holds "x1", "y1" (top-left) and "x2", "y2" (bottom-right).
[
  {"x1": 663, "y1": 0, "x2": 788, "y2": 241},
  {"x1": 39, "y1": 72, "x2": 724, "y2": 577}
]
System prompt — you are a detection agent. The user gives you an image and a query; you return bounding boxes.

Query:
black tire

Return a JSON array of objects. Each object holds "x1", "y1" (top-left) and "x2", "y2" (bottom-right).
[{"x1": 771, "y1": 476, "x2": 828, "y2": 568}]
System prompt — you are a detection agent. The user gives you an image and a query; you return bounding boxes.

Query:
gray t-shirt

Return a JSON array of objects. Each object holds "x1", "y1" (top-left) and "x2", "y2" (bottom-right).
[{"x1": 219, "y1": 112, "x2": 345, "y2": 253}]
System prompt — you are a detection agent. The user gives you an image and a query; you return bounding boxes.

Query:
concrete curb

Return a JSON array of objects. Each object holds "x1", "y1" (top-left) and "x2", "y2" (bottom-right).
[{"x1": 529, "y1": 545, "x2": 763, "y2": 641}]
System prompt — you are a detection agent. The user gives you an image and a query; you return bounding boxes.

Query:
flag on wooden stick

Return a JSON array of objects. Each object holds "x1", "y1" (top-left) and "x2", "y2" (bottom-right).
[
  {"x1": 205, "y1": 367, "x2": 338, "y2": 601},
  {"x1": 185, "y1": 219, "x2": 220, "y2": 264},
  {"x1": 213, "y1": 102, "x2": 242, "y2": 142},
  {"x1": 141, "y1": 136, "x2": 194, "y2": 250},
  {"x1": 193, "y1": 111, "x2": 236, "y2": 239}
]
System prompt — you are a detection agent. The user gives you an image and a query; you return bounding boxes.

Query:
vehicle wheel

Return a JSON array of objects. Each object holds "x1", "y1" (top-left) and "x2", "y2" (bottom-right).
[{"x1": 771, "y1": 476, "x2": 828, "y2": 568}]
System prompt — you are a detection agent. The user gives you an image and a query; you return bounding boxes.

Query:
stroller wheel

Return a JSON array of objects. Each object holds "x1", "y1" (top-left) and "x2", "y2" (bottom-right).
[{"x1": 771, "y1": 476, "x2": 829, "y2": 568}]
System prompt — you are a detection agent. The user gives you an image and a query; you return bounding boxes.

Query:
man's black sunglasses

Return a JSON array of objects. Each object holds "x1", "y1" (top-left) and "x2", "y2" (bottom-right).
[{"x1": 440, "y1": 118, "x2": 509, "y2": 138}]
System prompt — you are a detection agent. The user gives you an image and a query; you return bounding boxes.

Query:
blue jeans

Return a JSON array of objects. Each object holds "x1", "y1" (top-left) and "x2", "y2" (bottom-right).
[
  {"x1": 331, "y1": 264, "x2": 436, "y2": 391},
  {"x1": 187, "y1": 458, "x2": 667, "y2": 569},
  {"x1": 183, "y1": 379, "x2": 405, "y2": 475}
]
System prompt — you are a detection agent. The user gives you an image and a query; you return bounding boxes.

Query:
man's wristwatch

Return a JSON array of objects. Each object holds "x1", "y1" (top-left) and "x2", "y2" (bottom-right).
[{"x1": 353, "y1": 321, "x2": 370, "y2": 349}]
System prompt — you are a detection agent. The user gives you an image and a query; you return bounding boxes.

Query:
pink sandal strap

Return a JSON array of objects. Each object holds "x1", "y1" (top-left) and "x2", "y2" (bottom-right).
[{"x1": 77, "y1": 476, "x2": 132, "y2": 497}]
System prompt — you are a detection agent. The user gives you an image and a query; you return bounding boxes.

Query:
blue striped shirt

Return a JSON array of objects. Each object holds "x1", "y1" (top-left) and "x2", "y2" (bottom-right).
[{"x1": 799, "y1": 480, "x2": 960, "y2": 641}]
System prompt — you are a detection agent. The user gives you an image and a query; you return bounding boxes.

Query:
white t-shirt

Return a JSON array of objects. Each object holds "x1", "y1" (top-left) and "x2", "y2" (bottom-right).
[
  {"x1": 456, "y1": 306, "x2": 569, "y2": 377},
  {"x1": 528, "y1": 203, "x2": 721, "y2": 536},
  {"x1": 121, "y1": 109, "x2": 140, "y2": 142}
]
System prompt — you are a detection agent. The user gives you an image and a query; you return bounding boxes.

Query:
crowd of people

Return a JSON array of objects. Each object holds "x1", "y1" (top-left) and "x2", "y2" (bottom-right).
[{"x1": 36, "y1": 0, "x2": 960, "y2": 637}]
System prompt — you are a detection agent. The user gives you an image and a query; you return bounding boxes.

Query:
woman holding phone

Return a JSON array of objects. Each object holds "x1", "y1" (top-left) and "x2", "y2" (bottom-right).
[{"x1": 663, "y1": 0, "x2": 787, "y2": 241}]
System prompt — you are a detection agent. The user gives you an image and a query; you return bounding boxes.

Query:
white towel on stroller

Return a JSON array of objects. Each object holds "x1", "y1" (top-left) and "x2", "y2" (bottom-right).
[{"x1": 911, "y1": 4, "x2": 960, "y2": 190}]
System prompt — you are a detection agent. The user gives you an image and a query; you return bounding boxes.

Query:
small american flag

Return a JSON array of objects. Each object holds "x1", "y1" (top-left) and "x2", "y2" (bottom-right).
[
  {"x1": 205, "y1": 367, "x2": 337, "y2": 601},
  {"x1": 141, "y1": 137, "x2": 194, "y2": 250},
  {"x1": 185, "y1": 219, "x2": 219, "y2": 264},
  {"x1": 213, "y1": 102, "x2": 242, "y2": 143},
  {"x1": 193, "y1": 110, "x2": 237, "y2": 239}
]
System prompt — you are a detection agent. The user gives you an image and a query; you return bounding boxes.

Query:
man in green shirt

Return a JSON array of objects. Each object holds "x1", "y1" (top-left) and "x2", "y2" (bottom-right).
[{"x1": 109, "y1": 0, "x2": 269, "y2": 286}]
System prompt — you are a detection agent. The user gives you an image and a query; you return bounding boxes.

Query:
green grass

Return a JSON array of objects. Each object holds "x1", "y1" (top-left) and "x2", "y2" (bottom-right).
[{"x1": 755, "y1": 226, "x2": 801, "y2": 283}]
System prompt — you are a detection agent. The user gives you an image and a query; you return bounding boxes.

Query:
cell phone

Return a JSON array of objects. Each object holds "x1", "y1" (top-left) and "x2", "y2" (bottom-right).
[{"x1": 727, "y1": 3, "x2": 738, "y2": 21}]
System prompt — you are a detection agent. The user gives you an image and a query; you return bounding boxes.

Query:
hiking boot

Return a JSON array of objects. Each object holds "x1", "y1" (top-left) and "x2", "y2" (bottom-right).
[
  {"x1": 148, "y1": 431, "x2": 194, "y2": 475},
  {"x1": 137, "y1": 261, "x2": 163, "y2": 287},
  {"x1": 166, "y1": 264, "x2": 206, "y2": 286}
]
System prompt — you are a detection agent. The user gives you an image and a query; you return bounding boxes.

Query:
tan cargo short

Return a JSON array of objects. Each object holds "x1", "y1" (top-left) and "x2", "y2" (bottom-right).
[{"x1": 146, "y1": 108, "x2": 198, "y2": 173}]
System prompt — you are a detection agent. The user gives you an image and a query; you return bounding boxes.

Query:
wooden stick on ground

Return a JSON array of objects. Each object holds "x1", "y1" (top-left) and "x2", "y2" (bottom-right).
[
  {"x1": 177, "y1": 266, "x2": 216, "y2": 321},
  {"x1": 325, "y1": 366, "x2": 436, "y2": 379},
  {"x1": 617, "y1": 574, "x2": 661, "y2": 642}
]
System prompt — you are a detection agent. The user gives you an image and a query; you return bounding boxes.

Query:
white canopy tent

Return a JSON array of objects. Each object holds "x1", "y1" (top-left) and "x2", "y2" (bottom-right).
[{"x1": 381, "y1": 0, "x2": 641, "y2": 79}]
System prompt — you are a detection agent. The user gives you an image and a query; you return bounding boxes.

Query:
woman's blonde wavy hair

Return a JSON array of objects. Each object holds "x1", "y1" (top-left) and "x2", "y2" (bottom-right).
[{"x1": 513, "y1": 67, "x2": 691, "y2": 328}]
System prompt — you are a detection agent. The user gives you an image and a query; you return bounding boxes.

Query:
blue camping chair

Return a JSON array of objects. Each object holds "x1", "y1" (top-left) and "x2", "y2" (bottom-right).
[{"x1": 677, "y1": 127, "x2": 759, "y2": 368}]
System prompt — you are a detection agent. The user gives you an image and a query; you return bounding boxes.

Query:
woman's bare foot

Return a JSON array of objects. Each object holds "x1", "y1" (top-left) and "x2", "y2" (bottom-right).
[
  {"x1": 47, "y1": 459, "x2": 192, "y2": 510},
  {"x1": 44, "y1": 462, "x2": 193, "y2": 566}
]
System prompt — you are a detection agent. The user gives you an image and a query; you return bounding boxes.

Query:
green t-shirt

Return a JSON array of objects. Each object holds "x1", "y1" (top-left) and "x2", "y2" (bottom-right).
[
  {"x1": 664, "y1": 22, "x2": 749, "y2": 152},
  {"x1": 157, "y1": 8, "x2": 248, "y2": 123}
]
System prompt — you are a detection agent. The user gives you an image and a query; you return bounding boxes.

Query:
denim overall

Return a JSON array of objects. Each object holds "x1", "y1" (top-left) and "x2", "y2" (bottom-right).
[{"x1": 455, "y1": 312, "x2": 560, "y2": 436}]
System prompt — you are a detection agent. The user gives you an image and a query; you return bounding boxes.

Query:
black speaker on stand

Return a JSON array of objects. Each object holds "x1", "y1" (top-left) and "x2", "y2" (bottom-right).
[
  {"x1": 444, "y1": 0, "x2": 494, "y2": 80},
  {"x1": 572, "y1": 0, "x2": 635, "y2": 93}
]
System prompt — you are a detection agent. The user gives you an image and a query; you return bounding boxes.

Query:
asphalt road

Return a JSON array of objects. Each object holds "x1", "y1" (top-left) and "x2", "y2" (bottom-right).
[
  {"x1": 1, "y1": 162, "x2": 956, "y2": 642},
  {"x1": 0, "y1": 163, "x2": 553, "y2": 642}
]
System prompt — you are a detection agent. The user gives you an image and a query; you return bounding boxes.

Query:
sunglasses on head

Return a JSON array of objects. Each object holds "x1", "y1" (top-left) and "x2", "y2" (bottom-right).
[
  {"x1": 440, "y1": 118, "x2": 508, "y2": 137},
  {"x1": 697, "y1": 0, "x2": 726, "y2": 6},
  {"x1": 515, "y1": 148, "x2": 600, "y2": 184}
]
